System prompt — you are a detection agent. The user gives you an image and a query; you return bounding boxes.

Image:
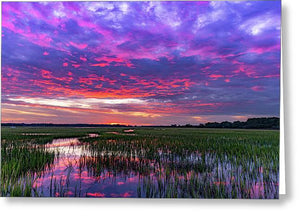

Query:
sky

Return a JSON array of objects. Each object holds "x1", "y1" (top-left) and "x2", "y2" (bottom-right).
[{"x1": 1, "y1": 1, "x2": 281, "y2": 125}]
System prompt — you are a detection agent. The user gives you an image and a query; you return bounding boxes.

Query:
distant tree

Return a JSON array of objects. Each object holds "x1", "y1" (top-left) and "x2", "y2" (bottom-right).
[
  {"x1": 244, "y1": 117, "x2": 279, "y2": 129},
  {"x1": 1, "y1": 117, "x2": 279, "y2": 129},
  {"x1": 232, "y1": 121, "x2": 242, "y2": 128},
  {"x1": 220, "y1": 121, "x2": 232, "y2": 128},
  {"x1": 199, "y1": 117, "x2": 279, "y2": 129},
  {"x1": 205, "y1": 122, "x2": 220, "y2": 128}
]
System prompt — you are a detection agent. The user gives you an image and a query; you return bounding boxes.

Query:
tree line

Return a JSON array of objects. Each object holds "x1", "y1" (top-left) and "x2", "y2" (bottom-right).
[
  {"x1": 174, "y1": 117, "x2": 279, "y2": 129},
  {"x1": 2, "y1": 117, "x2": 279, "y2": 129}
]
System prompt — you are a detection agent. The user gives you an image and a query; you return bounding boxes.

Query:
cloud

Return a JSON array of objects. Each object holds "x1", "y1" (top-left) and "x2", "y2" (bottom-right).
[
  {"x1": 240, "y1": 13, "x2": 281, "y2": 36},
  {"x1": 1, "y1": 1, "x2": 281, "y2": 124}
]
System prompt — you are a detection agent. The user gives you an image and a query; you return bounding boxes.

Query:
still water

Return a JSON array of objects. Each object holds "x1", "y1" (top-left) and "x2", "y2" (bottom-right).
[
  {"x1": 28, "y1": 135, "x2": 278, "y2": 198},
  {"x1": 33, "y1": 136, "x2": 141, "y2": 197}
]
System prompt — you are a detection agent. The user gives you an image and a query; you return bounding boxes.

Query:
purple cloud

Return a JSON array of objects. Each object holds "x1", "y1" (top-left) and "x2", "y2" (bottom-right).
[{"x1": 1, "y1": 1, "x2": 281, "y2": 125}]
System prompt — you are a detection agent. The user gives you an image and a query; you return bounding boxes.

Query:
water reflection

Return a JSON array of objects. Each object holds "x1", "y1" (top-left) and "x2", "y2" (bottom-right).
[
  {"x1": 22, "y1": 133, "x2": 52, "y2": 136},
  {"x1": 28, "y1": 136, "x2": 278, "y2": 198},
  {"x1": 45, "y1": 138, "x2": 80, "y2": 148},
  {"x1": 88, "y1": 134, "x2": 99, "y2": 138},
  {"x1": 33, "y1": 137, "x2": 140, "y2": 197}
]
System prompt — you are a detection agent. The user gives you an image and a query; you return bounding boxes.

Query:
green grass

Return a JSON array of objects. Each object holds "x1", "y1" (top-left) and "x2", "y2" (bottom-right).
[{"x1": 1, "y1": 126, "x2": 279, "y2": 198}]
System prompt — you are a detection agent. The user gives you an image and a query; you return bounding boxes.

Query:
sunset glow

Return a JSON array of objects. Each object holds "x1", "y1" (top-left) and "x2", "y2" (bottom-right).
[{"x1": 1, "y1": 1, "x2": 281, "y2": 125}]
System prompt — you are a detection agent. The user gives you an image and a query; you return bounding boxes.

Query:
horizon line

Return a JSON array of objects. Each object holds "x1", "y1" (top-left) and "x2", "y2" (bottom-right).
[{"x1": 1, "y1": 116, "x2": 280, "y2": 126}]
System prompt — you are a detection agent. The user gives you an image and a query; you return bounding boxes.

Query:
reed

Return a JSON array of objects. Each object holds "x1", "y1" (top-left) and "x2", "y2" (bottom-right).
[{"x1": 1, "y1": 127, "x2": 279, "y2": 198}]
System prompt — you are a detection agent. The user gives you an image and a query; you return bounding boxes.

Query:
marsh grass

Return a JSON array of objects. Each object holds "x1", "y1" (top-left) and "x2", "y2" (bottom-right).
[{"x1": 1, "y1": 127, "x2": 279, "y2": 198}]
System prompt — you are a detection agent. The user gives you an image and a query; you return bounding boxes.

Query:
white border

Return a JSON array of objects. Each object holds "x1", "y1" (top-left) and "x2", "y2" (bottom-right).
[{"x1": 280, "y1": 0, "x2": 285, "y2": 195}]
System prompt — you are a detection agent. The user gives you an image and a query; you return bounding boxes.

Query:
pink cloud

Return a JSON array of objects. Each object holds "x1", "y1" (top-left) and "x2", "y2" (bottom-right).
[
  {"x1": 248, "y1": 44, "x2": 281, "y2": 54},
  {"x1": 41, "y1": 69, "x2": 52, "y2": 79},
  {"x1": 69, "y1": 41, "x2": 88, "y2": 50},
  {"x1": 251, "y1": 86, "x2": 265, "y2": 91},
  {"x1": 94, "y1": 56, "x2": 134, "y2": 68},
  {"x1": 72, "y1": 64, "x2": 80, "y2": 68},
  {"x1": 209, "y1": 74, "x2": 224, "y2": 79},
  {"x1": 80, "y1": 56, "x2": 87, "y2": 62},
  {"x1": 91, "y1": 63, "x2": 109, "y2": 67}
]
